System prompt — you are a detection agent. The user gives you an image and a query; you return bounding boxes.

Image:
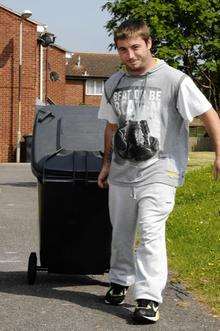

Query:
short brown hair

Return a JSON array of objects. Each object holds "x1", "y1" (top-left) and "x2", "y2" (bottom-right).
[{"x1": 114, "y1": 19, "x2": 150, "y2": 46}]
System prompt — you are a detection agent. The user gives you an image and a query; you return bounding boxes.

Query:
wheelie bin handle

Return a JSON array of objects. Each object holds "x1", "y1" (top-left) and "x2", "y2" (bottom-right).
[
  {"x1": 42, "y1": 148, "x2": 63, "y2": 183},
  {"x1": 72, "y1": 151, "x2": 92, "y2": 185},
  {"x1": 38, "y1": 111, "x2": 55, "y2": 123}
]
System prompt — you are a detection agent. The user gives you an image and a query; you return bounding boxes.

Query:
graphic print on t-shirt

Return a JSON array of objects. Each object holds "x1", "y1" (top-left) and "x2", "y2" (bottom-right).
[
  {"x1": 112, "y1": 85, "x2": 161, "y2": 162},
  {"x1": 112, "y1": 86, "x2": 162, "y2": 122}
]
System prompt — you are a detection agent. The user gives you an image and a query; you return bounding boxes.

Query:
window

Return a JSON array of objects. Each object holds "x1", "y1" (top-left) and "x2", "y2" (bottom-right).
[
  {"x1": 189, "y1": 126, "x2": 206, "y2": 137},
  {"x1": 86, "y1": 79, "x2": 104, "y2": 95},
  {"x1": 189, "y1": 127, "x2": 197, "y2": 137}
]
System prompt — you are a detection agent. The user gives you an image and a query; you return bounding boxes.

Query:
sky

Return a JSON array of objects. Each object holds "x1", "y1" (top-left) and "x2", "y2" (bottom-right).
[{"x1": 0, "y1": 0, "x2": 115, "y2": 53}]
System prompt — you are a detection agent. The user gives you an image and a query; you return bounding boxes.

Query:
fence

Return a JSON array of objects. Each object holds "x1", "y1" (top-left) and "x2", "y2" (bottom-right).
[{"x1": 189, "y1": 137, "x2": 214, "y2": 151}]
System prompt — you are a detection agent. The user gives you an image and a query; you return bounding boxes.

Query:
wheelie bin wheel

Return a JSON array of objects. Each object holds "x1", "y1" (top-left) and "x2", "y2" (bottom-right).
[{"x1": 27, "y1": 252, "x2": 37, "y2": 285}]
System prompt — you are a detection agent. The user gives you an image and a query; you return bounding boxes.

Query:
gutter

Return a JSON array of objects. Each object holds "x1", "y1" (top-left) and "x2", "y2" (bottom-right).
[{"x1": 66, "y1": 75, "x2": 108, "y2": 81}]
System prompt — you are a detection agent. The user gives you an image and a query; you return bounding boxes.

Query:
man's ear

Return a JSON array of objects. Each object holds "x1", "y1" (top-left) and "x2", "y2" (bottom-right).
[{"x1": 146, "y1": 37, "x2": 152, "y2": 50}]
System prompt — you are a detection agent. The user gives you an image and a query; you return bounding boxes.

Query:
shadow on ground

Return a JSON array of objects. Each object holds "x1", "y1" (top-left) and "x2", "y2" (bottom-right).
[
  {"x1": 0, "y1": 271, "x2": 138, "y2": 325},
  {"x1": 0, "y1": 182, "x2": 37, "y2": 187}
]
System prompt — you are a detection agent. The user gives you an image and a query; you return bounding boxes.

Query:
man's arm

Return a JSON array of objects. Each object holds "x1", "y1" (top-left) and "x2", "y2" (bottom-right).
[
  {"x1": 199, "y1": 108, "x2": 220, "y2": 180},
  {"x1": 98, "y1": 122, "x2": 118, "y2": 188}
]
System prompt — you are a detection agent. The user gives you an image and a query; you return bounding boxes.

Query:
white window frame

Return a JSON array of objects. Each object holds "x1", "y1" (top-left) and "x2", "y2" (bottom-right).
[{"x1": 86, "y1": 79, "x2": 104, "y2": 96}]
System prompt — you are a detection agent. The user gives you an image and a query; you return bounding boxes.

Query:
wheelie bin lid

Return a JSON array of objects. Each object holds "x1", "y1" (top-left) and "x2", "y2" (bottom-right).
[{"x1": 31, "y1": 105, "x2": 106, "y2": 180}]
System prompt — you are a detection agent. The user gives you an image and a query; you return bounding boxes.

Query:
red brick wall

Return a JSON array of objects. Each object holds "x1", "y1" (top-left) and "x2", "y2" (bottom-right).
[
  {"x1": 65, "y1": 80, "x2": 84, "y2": 105},
  {"x1": 36, "y1": 45, "x2": 66, "y2": 104},
  {"x1": 0, "y1": 7, "x2": 37, "y2": 162},
  {"x1": 65, "y1": 80, "x2": 102, "y2": 106},
  {"x1": 46, "y1": 46, "x2": 66, "y2": 104}
]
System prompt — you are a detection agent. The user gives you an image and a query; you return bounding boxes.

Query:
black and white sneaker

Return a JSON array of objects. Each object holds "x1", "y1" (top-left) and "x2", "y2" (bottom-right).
[
  {"x1": 133, "y1": 299, "x2": 159, "y2": 323},
  {"x1": 104, "y1": 283, "x2": 129, "y2": 305}
]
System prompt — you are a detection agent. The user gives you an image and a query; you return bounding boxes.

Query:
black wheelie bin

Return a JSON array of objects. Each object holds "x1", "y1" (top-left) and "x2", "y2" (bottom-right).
[{"x1": 28, "y1": 105, "x2": 112, "y2": 284}]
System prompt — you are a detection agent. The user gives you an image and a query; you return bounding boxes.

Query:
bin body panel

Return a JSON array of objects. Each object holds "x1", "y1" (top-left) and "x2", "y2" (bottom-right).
[{"x1": 39, "y1": 180, "x2": 112, "y2": 274}]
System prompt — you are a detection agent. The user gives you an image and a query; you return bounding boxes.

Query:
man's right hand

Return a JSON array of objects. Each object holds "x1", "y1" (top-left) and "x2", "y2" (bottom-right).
[
  {"x1": 98, "y1": 165, "x2": 110, "y2": 188},
  {"x1": 98, "y1": 122, "x2": 117, "y2": 189}
]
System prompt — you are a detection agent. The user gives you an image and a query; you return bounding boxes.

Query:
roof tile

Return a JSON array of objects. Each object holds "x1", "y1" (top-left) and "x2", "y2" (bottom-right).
[{"x1": 66, "y1": 52, "x2": 121, "y2": 78}]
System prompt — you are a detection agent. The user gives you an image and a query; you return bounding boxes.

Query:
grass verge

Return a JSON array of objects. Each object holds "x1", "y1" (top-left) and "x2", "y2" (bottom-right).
[
  {"x1": 167, "y1": 165, "x2": 220, "y2": 315},
  {"x1": 187, "y1": 151, "x2": 215, "y2": 171}
]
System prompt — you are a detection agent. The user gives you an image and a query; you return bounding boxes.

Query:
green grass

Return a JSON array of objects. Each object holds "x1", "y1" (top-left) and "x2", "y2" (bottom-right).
[
  {"x1": 187, "y1": 151, "x2": 215, "y2": 171},
  {"x1": 167, "y1": 165, "x2": 220, "y2": 314}
]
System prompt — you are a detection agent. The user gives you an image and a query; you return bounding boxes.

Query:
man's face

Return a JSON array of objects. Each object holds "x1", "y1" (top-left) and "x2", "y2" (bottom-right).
[{"x1": 116, "y1": 36, "x2": 152, "y2": 75}]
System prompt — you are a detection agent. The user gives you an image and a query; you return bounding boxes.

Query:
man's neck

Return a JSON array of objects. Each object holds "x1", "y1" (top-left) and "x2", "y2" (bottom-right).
[{"x1": 127, "y1": 58, "x2": 158, "y2": 76}]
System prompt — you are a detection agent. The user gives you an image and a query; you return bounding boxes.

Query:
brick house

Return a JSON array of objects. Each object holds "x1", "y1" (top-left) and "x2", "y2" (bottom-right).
[
  {"x1": 65, "y1": 52, "x2": 121, "y2": 106},
  {"x1": 0, "y1": 4, "x2": 67, "y2": 162},
  {"x1": 0, "y1": 4, "x2": 37, "y2": 162}
]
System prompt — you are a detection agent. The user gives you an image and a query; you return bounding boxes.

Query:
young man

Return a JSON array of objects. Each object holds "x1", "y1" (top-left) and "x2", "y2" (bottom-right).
[{"x1": 98, "y1": 20, "x2": 220, "y2": 324}]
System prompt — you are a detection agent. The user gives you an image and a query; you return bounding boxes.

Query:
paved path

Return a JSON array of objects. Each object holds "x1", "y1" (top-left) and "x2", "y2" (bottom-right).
[{"x1": 0, "y1": 164, "x2": 219, "y2": 330}]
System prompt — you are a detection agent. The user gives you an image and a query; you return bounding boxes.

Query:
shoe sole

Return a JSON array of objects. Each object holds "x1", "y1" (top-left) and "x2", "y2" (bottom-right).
[
  {"x1": 104, "y1": 299, "x2": 125, "y2": 305},
  {"x1": 133, "y1": 311, "x2": 159, "y2": 324}
]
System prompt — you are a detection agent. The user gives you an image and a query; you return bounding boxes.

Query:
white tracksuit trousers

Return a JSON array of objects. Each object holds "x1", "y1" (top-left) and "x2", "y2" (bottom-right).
[{"x1": 108, "y1": 182, "x2": 176, "y2": 304}]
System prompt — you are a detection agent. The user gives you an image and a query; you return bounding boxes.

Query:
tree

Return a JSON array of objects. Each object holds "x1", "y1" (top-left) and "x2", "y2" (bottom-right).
[{"x1": 102, "y1": 0, "x2": 220, "y2": 109}]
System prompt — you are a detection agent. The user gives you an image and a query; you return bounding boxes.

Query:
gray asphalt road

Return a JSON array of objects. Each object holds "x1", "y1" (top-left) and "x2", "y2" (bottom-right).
[{"x1": 0, "y1": 164, "x2": 219, "y2": 331}]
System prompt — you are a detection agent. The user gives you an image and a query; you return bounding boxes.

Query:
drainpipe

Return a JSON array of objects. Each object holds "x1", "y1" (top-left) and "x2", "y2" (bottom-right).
[
  {"x1": 39, "y1": 45, "x2": 44, "y2": 102},
  {"x1": 16, "y1": 10, "x2": 32, "y2": 163},
  {"x1": 45, "y1": 47, "x2": 48, "y2": 102}
]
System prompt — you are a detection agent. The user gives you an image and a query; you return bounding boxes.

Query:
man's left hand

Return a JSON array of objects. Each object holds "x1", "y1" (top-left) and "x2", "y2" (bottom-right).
[{"x1": 213, "y1": 156, "x2": 220, "y2": 180}]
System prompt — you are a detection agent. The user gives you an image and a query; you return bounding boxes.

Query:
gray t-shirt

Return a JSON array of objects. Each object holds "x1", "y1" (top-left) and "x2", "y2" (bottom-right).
[{"x1": 98, "y1": 60, "x2": 212, "y2": 187}]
